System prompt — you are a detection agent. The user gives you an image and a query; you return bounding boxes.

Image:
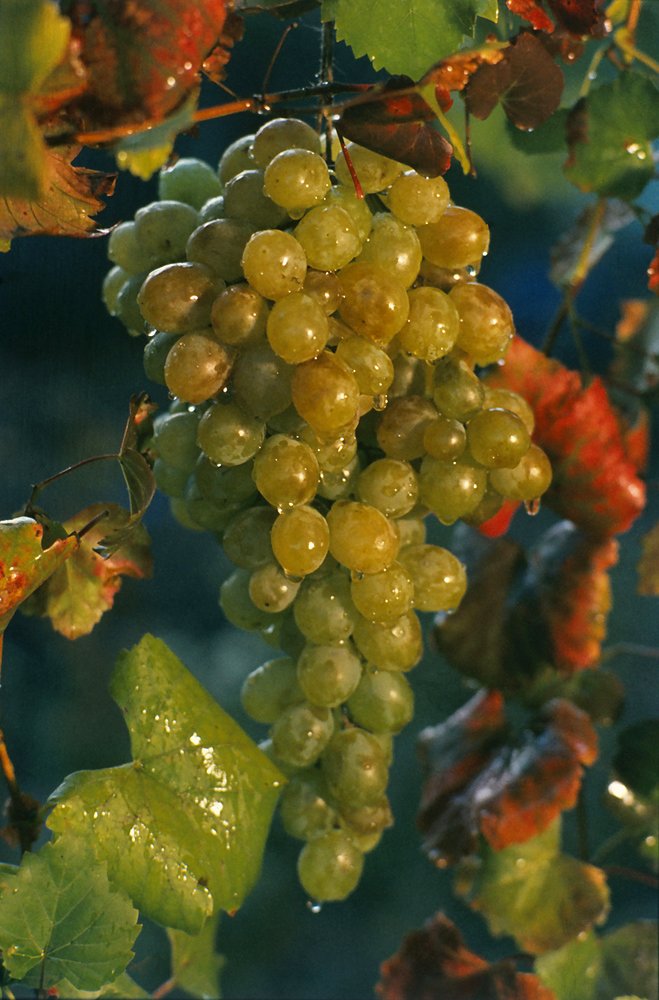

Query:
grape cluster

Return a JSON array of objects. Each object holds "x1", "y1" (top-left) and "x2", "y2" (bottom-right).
[{"x1": 103, "y1": 119, "x2": 552, "y2": 903}]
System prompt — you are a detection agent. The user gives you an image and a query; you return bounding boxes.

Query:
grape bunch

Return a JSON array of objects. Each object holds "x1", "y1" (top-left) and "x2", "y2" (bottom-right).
[{"x1": 103, "y1": 118, "x2": 552, "y2": 903}]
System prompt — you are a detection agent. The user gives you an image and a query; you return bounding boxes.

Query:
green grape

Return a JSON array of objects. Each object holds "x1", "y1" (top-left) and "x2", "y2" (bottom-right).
[
  {"x1": 423, "y1": 415, "x2": 467, "y2": 462},
  {"x1": 388, "y1": 352, "x2": 426, "y2": 400},
  {"x1": 297, "y1": 425, "x2": 358, "y2": 474},
  {"x1": 317, "y1": 455, "x2": 362, "y2": 502},
  {"x1": 241, "y1": 229, "x2": 307, "y2": 300},
  {"x1": 398, "y1": 543, "x2": 467, "y2": 611},
  {"x1": 347, "y1": 667, "x2": 414, "y2": 734},
  {"x1": 102, "y1": 265, "x2": 129, "y2": 316},
  {"x1": 232, "y1": 341, "x2": 295, "y2": 421},
  {"x1": 483, "y1": 386, "x2": 535, "y2": 434},
  {"x1": 223, "y1": 169, "x2": 289, "y2": 229},
  {"x1": 158, "y1": 157, "x2": 222, "y2": 209},
  {"x1": 350, "y1": 562, "x2": 414, "y2": 624},
  {"x1": 432, "y1": 353, "x2": 484, "y2": 421},
  {"x1": 326, "y1": 500, "x2": 399, "y2": 574},
  {"x1": 416, "y1": 205, "x2": 490, "y2": 269},
  {"x1": 220, "y1": 568, "x2": 277, "y2": 631},
  {"x1": 279, "y1": 769, "x2": 337, "y2": 841},
  {"x1": 222, "y1": 506, "x2": 276, "y2": 569},
  {"x1": 334, "y1": 142, "x2": 404, "y2": 193},
  {"x1": 356, "y1": 458, "x2": 418, "y2": 518},
  {"x1": 194, "y1": 456, "x2": 257, "y2": 506},
  {"x1": 249, "y1": 561, "x2": 301, "y2": 613},
  {"x1": 143, "y1": 331, "x2": 179, "y2": 384},
  {"x1": 395, "y1": 516, "x2": 427, "y2": 549},
  {"x1": 397, "y1": 285, "x2": 460, "y2": 363},
  {"x1": 153, "y1": 458, "x2": 190, "y2": 498},
  {"x1": 418, "y1": 258, "x2": 479, "y2": 291},
  {"x1": 277, "y1": 609, "x2": 307, "y2": 660},
  {"x1": 266, "y1": 291, "x2": 329, "y2": 364},
  {"x1": 218, "y1": 134, "x2": 255, "y2": 184},
  {"x1": 115, "y1": 274, "x2": 148, "y2": 334},
  {"x1": 252, "y1": 434, "x2": 319, "y2": 509},
  {"x1": 108, "y1": 221, "x2": 154, "y2": 274},
  {"x1": 387, "y1": 170, "x2": 450, "y2": 226},
  {"x1": 164, "y1": 332, "x2": 233, "y2": 404},
  {"x1": 291, "y1": 351, "x2": 360, "y2": 438},
  {"x1": 325, "y1": 185, "x2": 373, "y2": 241},
  {"x1": 186, "y1": 219, "x2": 256, "y2": 282},
  {"x1": 241, "y1": 656, "x2": 303, "y2": 723},
  {"x1": 335, "y1": 336, "x2": 394, "y2": 398},
  {"x1": 489, "y1": 443, "x2": 552, "y2": 501},
  {"x1": 322, "y1": 727, "x2": 390, "y2": 807},
  {"x1": 153, "y1": 410, "x2": 201, "y2": 470},
  {"x1": 376, "y1": 395, "x2": 437, "y2": 461},
  {"x1": 294, "y1": 204, "x2": 362, "y2": 270},
  {"x1": 270, "y1": 505, "x2": 329, "y2": 577},
  {"x1": 138, "y1": 262, "x2": 223, "y2": 334},
  {"x1": 271, "y1": 701, "x2": 335, "y2": 768},
  {"x1": 337, "y1": 262, "x2": 409, "y2": 346},
  {"x1": 184, "y1": 481, "x2": 240, "y2": 533},
  {"x1": 210, "y1": 283, "x2": 269, "y2": 347},
  {"x1": 196, "y1": 400, "x2": 265, "y2": 466},
  {"x1": 251, "y1": 117, "x2": 321, "y2": 168},
  {"x1": 293, "y1": 571, "x2": 359, "y2": 644},
  {"x1": 352, "y1": 610, "x2": 423, "y2": 671},
  {"x1": 357, "y1": 212, "x2": 422, "y2": 288},
  {"x1": 460, "y1": 484, "x2": 505, "y2": 527},
  {"x1": 198, "y1": 195, "x2": 225, "y2": 224},
  {"x1": 338, "y1": 796, "x2": 393, "y2": 837},
  {"x1": 302, "y1": 269, "x2": 342, "y2": 315},
  {"x1": 466, "y1": 407, "x2": 531, "y2": 468},
  {"x1": 418, "y1": 455, "x2": 487, "y2": 524},
  {"x1": 296, "y1": 642, "x2": 363, "y2": 708},
  {"x1": 169, "y1": 496, "x2": 204, "y2": 532},
  {"x1": 263, "y1": 149, "x2": 331, "y2": 217},
  {"x1": 450, "y1": 283, "x2": 515, "y2": 365},
  {"x1": 133, "y1": 200, "x2": 200, "y2": 266},
  {"x1": 297, "y1": 830, "x2": 364, "y2": 902}
]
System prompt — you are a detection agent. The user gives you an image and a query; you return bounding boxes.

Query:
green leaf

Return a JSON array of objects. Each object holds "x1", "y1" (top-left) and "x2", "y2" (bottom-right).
[
  {"x1": 0, "y1": 97, "x2": 45, "y2": 200},
  {"x1": 0, "y1": 0, "x2": 70, "y2": 95},
  {"x1": 53, "y1": 972, "x2": 149, "y2": 998},
  {"x1": 536, "y1": 923, "x2": 659, "y2": 1000},
  {"x1": 113, "y1": 90, "x2": 199, "y2": 180},
  {"x1": 48, "y1": 635, "x2": 285, "y2": 933},
  {"x1": 168, "y1": 912, "x2": 224, "y2": 999},
  {"x1": 458, "y1": 819, "x2": 610, "y2": 954},
  {"x1": 0, "y1": 837, "x2": 139, "y2": 991},
  {"x1": 565, "y1": 72, "x2": 659, "y2": 200},
  {"x1": 322, "y1": 0, "x2": 494, "y2": 79}
]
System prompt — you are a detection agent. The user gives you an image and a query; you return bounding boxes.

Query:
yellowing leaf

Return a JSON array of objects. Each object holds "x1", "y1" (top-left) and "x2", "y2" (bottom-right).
[
  {"x1": 48, "y1": 635, "x2": 285, "y2": 932},
  {"x1": 0, "y1": 0, "x2": 70, "y2": 95}
]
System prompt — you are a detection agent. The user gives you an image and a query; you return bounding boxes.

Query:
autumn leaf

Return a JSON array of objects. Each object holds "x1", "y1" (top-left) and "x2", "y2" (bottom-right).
[
  {"x1": 418, "y1": 692, "x2": 597, "y2": 864},
  {"x1": 338, "y1": 77, "x2": 452, "y2": 177},
  {"x1": 465, "y1": 32, "x2": 564, "y2": 130},
  {"x1": 376, "y1": 911, "x2": 557, "y2": 1000},
  {"x1": 485, "y1": 336, "x2": 646, "y2": 538},
  {"x1": 507, "y1": 0, "x2": 604, "y2": 35},
  {"x1": 420, "y1": 46, "x2": 506, "y2": 101},
  {"x1": 0, "y1": 144, "x2": 115, "y2": 247},
  {"x1": 21, "y1": 504, "x2": 152, "y2": 640}
]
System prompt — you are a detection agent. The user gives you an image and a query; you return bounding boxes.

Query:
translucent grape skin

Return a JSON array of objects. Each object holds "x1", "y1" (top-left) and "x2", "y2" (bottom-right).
[{"x1": 297, "y1": 829, "x2": 364, "y2": 902}]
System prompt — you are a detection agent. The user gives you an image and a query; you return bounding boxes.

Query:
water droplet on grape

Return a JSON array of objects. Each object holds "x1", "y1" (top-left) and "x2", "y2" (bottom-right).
[
  {"x1": 524, "y1": 497, "x2": 541, "y2": 516},
  {"x1": 307, "y1": 900, "x2": 323, "y2": 914}
]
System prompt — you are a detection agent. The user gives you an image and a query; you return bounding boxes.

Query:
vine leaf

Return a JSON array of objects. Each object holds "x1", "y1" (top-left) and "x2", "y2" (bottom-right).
[
  {"x1": 47, "y1": 635, "x2": 285, "y2": 933},
  {"x1": 564, "y1": 72, "x2": 659, "y2": 201},
  {"x1": 457, "y1": 818, "x2": 610, "y2": 954},
  {"x1": 0, "y1": 144, "x2": 115, "y2": 249},
  {"x1": 52, "y1": 972, "x2": 149, "y2": 998},
  {"x1": 507, "y1": 0, "x2": 604, "y2": 35},
  {"x1": 338, "y1": 77, "x2": 452, "y2": 177},
  {"x1": 638, "y1": 523, "x2": 659, "y2": 595},
  {"x1": 21, "y1": 503, "x2": 152, "y2": 639},
  {"x1": 376, "y1": 911, "x2": 556, "y2": 1000},
  {"x1": 322, "y1": 0, "x2": 498, "y2": 80},
  {"x1": 0, "y1": 836, "x2": 139, "y2": 991},
  {"x1": 68, "y1": 0, "x2": 227, "y2": 133},
  {"x1": 112, "y1": 89, "x2": 199, "y2": 180},
  {"x1": 535, "y1": 923, "x2": 659, "y2": 1000},
  {"x1": 465, "y1": 32, "x2": 564, "y2": 130},
  {"x1": 167, "y1": 912, "x2": 224, "y2": 999},
  {"x1": 418, "y1": 693, "x2": 598, "y2": 864},
  {"x1": 485, "y1": 336, "x2": 646, "y2": 538}
]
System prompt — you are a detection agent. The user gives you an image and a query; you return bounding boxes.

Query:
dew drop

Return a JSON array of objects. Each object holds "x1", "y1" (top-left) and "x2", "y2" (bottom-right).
[
  {"x1": 524, "y1": 497, "x2": 541, "y2": 516},
  {"x1": 307, "y1": 900, "x2": 323, "y2": 914}
]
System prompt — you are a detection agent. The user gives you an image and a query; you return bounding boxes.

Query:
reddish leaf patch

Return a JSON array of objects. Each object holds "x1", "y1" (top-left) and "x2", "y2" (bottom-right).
[
  {"x1": 418, "y1": 692, "x2": 597, "y2": 864},
  {"x1": 338, "y1": 77, "x2": 453, "y2": 177},
  {"x1": 507, "y1": 0, "x2": 604, "y2": 35},
  {"x1": 376, "y1": 912, "x2": 556, "y2": 1000},
  {"x1": 486, "y1": 336, "x2": 646, "y2": 538}
]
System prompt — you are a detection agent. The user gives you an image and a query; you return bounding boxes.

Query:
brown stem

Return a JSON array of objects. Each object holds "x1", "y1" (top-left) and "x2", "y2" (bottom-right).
[
  {"x1": 603, "y1": 865, "x2": 659, "y2": 889},
  {"x1": 151, "y1": 976, "x2": 177, "y2": 999},
  {"x1": 261, "y1": 21, "x2": 299, "y2": 95},
  {"x1": 0, "y1": 731, "x2": 40, "y2": 855}
]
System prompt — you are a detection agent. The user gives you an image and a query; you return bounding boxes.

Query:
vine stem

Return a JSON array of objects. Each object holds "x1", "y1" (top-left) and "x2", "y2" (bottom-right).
[
  {"x1": 151, "y1": 976, "x2": 177, "y2": 999},
  {"x1": 603, "y1": 865, "x2": 659, "y2": 889}
]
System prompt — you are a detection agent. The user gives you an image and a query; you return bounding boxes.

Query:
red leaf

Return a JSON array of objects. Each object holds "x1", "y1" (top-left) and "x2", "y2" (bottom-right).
[
  {"x1": 376, "y1": 912, "x2": 557, "y2": 1000},
  {"x1": 507, "y1": 0, "x2": 555, "y2": 32},
  {"x1": 507, "y1": 0, "x2": 604, "y2": 35},
  {"x1": 338, "y1": 77, "x2": 452, "y2": 177},
  {"x1": 417, "y1": 693, "x2": 597, "y2": 863},
  {"x1": 421, "y1": 48, "x2": 507, "y2": 97},
  {"x1": 477, "y1": 499, "x2": 521, "y2": 538},
  {"x1": 486, "y1": 336, "x2": 646, "y2": 537},
  {"x1": 465, "y1": 32, "x2": 564, "y2": 130}
]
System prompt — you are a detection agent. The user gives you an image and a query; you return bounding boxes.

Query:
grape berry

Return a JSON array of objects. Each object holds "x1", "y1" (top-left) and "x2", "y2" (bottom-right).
[{"x1": 103, "y1": 117, "x2": 552, "y2": 904}]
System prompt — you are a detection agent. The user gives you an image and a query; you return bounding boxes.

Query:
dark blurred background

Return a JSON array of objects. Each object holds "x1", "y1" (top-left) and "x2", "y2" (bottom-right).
[{"x1": 0, "y1": 8, "x2": 658, "y2": 998}]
